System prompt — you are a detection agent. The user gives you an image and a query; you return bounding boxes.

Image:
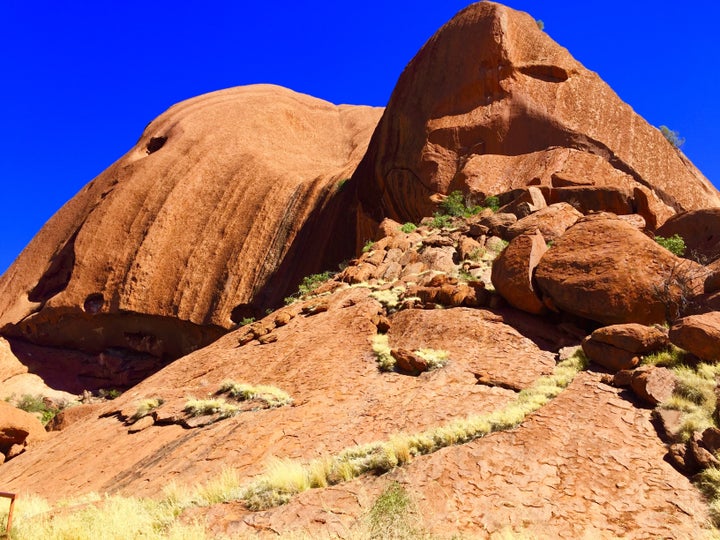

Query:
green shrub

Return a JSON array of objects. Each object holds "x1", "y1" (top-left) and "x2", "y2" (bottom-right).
[
  {"x1": 239, "y1": 317, "x2": 255, "y2": 326},
  {"x1": 439, "y1": 190, "x2": 483, "y2": 217},
  {"x1": 15, "y1": 395, "x2": 61, "y2": 425},
  {"x1": 536, "y1": 19, "x2": 545, "y2": 31},
  {"x1": 284, "y1": 270, "x2": 336, "y2": 304},
  {"x1": 659, "y1": 125, "x2": 685, "y2": 148},
  {"x1": 362, "y1": 240, "x2": 376, "y2": 253},
  {"x1": 400, "y1": 222, "x2": 417, "y2": 233},
  {"x1": 184, "y1": 398, "x2": 240, "y2": 419},
  {"x1": 429, "y1": 213, "x2": 454, "y2": 230},
  {"x1": 484, "y1": 195, "x2": 500, "y2": 212},
  {"x1": 654, "y1": 234, "x2": 686, "y2": 257}
]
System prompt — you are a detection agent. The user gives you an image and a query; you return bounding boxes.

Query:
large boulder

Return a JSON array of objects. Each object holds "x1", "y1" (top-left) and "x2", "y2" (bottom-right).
[
  {"x1": 0, "y1": 400, "x2": 48, "y2": 458},
  {"x1": 535, "y1": 215, "x2": 692, "y2": 325},
  {"x1": 656, "y1": 208, "x2": 720, "y2": 263},
  {"x1": 669, "y1": 312, "x2": 720, "y2": 362},
  {"x1": 590, "y1": 324, "x2": 669, "y2": 354},
  {"x1": 491, "y1": 231, "x2": 547, "y2": 314},
  {"x1": 0, "y1": 85, "x2": 382, "y2": 360},
  {"x1": 505, "y1": 203, "x2": 583, "y2": 240},
  {"x1": 353, "y1": 1, "x2": 720, "y2": 241}
]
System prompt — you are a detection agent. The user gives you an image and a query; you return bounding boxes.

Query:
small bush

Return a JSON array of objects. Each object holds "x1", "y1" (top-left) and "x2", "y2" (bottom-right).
[
  {"x1": 14, "y1": 395, "x2": 61, "y2": 425},
  {"x1": 285, "y1": 270, "x2": 336, "y2": 304},
  {"x1": 536, "y1": 19, "x2": 545, "y2": 31},
  {"x1": 362, "y1": 240, "x2": 376, "y2": 253},
  {"x1": 400, "y1": 222, "x2": 417, "y2": 233},
  {"x1": 654, "y1": 234, "x2": 686, "y2": 257},
  {"x1": 484, "y1": 195, "x2": 500, "y2": 212},
  {"x1": 238, "y1": 317, "x2": 255, "y2": 326},
  {"x1": 659, "y1": 125, "x2": 685, "y2": 148},
  {"x1": 99, "y1": 388, "x2": 122, "y2": 400},
  {"x1": 439, "y1": 190, "x2": 483, "y2": 218},
  {"x1": 429, "y1": 213, "x2": 454, "y2": 230}
]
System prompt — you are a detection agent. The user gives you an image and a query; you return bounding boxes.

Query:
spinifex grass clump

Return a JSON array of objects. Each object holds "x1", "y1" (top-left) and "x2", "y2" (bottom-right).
[
  {"x1": 218, "y1": 380, "x2": 292, "y2": 408},
  {"x1": 183, "y1": 398, "x2": 240, "y2": 419},
  {"x1": 658, "y1": 361, "x2": 720, "y2": 441}
]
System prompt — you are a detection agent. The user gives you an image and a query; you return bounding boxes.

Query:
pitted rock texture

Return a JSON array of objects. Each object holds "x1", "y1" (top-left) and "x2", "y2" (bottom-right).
[
  {"x1": 0, "y1": 85, "x2": 382, "y2": 357},
  {"x1": 0, "y1": 287, "x2": 564, "y2": 500},
  {"x1": 353, "y1": 1, "x2": 718, "y2": 242},
  {"x1": 203, "y1": 372, "x2": 710, "y2": 539}
]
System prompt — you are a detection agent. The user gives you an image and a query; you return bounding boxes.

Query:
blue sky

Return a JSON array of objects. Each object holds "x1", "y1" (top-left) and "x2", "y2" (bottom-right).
[{"x1": 1, "y1": 1, "x2": 718, "y2": 274}]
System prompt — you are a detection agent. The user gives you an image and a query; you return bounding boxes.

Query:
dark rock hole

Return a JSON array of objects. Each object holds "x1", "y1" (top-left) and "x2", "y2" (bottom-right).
[{"x1": 146, "y1": 136, "x2": 167, "y2": 154}]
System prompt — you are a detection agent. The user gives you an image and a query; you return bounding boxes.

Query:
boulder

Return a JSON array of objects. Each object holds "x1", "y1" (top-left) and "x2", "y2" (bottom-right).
[
  {"x1": 656, "y1": 208, "x2": 720, "y2": 263},
  {"x1": 590, "y1": 324, "x2": 668, "y2": 354},
  {"x1": 704, "y1": 259, "x2": 720, "y2": 293},
  {"x1": 581, "y1": 336, "x2": 639, "y2": 372},
  {"x1": 0, "y1": 85, "x2": 382, "y2": 360},
  {"x1": 535, "y1": 216, "x2": 692, "y2": 325},
  {"x1": 498, "y1": 187, "x2": 547, "y2": 218},
  {"x1": 628, "y1": 366, "x2": 676, "y2": 406},
  {"x1": 505, "y1": 203, "x2": 583, "y2": 240},
  {"x1": 353, "y1": 1, "x2": 719, "y2": 242},
  {"x1": 47, "y1": 403, "x2": 103, "y2": 432},
  {"x1": 669, "y1": 312, "x2": 720, "y2": 362},
  {"x1": 0, "y1": 400, "x2": 48, "y2": 456},
  {"x1": 491, "y1": 232, "x2": 547, "y2": 314},
  {"x1": 548, "y1": 186, "x2": 634, "y2": 215},
  {"x1": 390, "y1": 349, "x2": 429, "y2": 376}
]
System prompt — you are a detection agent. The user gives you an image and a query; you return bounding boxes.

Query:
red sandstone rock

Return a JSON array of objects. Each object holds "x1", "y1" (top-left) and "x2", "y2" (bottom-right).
[
  {"x1": 656, "y1": 208, "x2": 720, "y2": 262},
  {"x1": 0, "y1": 85, "x2": 382, "y2": 360},
  {"x1": 354, "y1": 2, "x2": 719, "y2": 242},
  {"x1": 548, "y1": 186, "x2": 634, "y2": 215},
  {"x1": 390, "y1": 349, "x2": 429, "y2": 375},
  {"x1": 0, "y1": 400, "x2": 47, "y2": 457},
  {"x1": 536, "y1": 216, "x2": 691, "y2": 325},
  {"x1": 629, "y1": 366, "x2": 676, "y2": 406},
  {"x1": 498, "y1": 187, "x2": 547, "y2": 218},
  {"x1": 590, "y1": 324, "x2": 668, "y2": 354},
  {"x1": 506, "y1": 203, "x2": 583, "y2": 240},
  {"x1": 669, "y1": 312, "x2": 720, "y2": 362},
  {"x1": 47, "y1": 403, "x2": 103, "y2": 432},
  {"x1": 491, "y1": 232, "x2": 547, "y2": 314},
  {"x1": 581, "y1": 337, "x2": 639, "y2": 372}
]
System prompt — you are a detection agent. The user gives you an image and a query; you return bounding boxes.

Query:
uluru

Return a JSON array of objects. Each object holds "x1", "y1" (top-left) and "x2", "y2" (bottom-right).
[{"x1": 1, "y1": 2, "x2": 720, "y2": 538}]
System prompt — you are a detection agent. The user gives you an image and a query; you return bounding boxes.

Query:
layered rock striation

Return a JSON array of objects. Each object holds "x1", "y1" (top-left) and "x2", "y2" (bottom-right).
[{"x1": 0, "y1": 85, "x2": 382, "y2": 364}]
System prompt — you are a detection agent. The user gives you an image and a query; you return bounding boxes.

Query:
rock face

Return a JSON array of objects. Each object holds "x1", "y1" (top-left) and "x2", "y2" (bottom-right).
[
  {"x1": 535, "y1": 215, "x2": 689, "y2": 325},
  {"x1": 353, "y1": 1, "x2": 719, "y2": 242},
  {"x1": 0, "y1": 85, "x2": 382, "y2": 361},
  {"x1": 656, "y1": 208, "x2": 720, "y2": 262},
  {"x1": 2, "y1": 2, "x2": 720, "y2": 538}
]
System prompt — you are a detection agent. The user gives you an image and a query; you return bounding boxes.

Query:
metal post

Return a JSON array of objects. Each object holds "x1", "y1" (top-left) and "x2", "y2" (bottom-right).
[{"x1": 0, "y1": 492, "x2": 16, "y2": 538}]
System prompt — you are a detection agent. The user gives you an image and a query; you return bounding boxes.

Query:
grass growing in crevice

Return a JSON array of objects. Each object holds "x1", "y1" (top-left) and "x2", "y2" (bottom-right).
[
  {"x1": 235, "y1": 351, "x2": 588, "y2": 511},
  {"x1": 218, "y1": 380, "x2": 292, "y2": 408},
  {"x1": 183, "y1": 398, "x2": 240, "y2": 419},
  {"x1": 371, "y1": 334, "x2": 395, "y2": 372},
  {"x1": 413, "y1": 349, "x2": 449, "y2": 370},
  {"x1": 642, "y1": 345, "x2": 686, "y2": 368},
  {"x1": 697, "y1": 467, "x2": 720, "y2": 527}
]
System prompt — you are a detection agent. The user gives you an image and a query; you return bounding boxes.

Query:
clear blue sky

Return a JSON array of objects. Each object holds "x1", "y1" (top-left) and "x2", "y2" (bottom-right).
[{"x1": 1, "y1": 1, "x2": 718, "y2": 274}]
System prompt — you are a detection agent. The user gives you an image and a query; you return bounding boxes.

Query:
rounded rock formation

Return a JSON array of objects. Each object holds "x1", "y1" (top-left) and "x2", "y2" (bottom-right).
[
  {"x1": 0, "y1": 85, "x2": 382, "y2": 359},
  {"x1": 353, "y1": 2, "x2": 718, "y2": 241}
]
